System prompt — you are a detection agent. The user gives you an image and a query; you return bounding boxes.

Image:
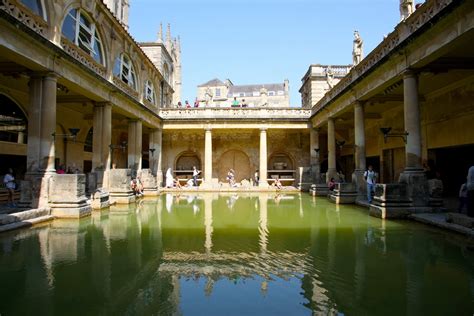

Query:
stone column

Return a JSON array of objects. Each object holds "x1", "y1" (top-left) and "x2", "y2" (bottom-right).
[
  {"x1": 92, "y1": 103, "x2": 112, "y2": 171},
  {"x1": 149, "y1": 127, "x2": 163, "y2": 186},
  {"x1": 326, "y1": 118, "x2": 337, "y2": 182},
  {"x1": 40, "y1": 73, "x2": 57, "y2": 173},
  {"x1": 259, "y1": 128, "x2": 268, "y2": 188},
  {"x1": 25, "y1": 75, "x2": 42, "y2": 173},
  {"x1": 352, "y1": 101, "x2": 367, "y2": 200},
  {"x1": 204, "y1": 127, "x2": 213, "y2": 184},
  {"x1": 399, "y1": 70, "x2": 429, "y2": 207},
  {"x1": 127, "y1": 120, "x2": 142, "y2": 172},
  {"x1": 310, "y1": 128, "x2": 321, "y2": 183}
]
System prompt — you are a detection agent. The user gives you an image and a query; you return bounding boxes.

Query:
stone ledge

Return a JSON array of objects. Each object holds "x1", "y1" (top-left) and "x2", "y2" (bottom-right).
[
  {"x1": 411, "y1": 213, "x2": 474, "y2": 238},
  {"x1": 446, "y1": 213, "x2": 474, "y2": 229},
  {"x1": 0, "y1": 215, "x2": 54, "y2": 233}
]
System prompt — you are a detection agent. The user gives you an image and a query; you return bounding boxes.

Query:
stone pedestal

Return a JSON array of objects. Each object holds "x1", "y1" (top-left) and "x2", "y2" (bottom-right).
[
  {"x1": 352, "y1": 169, "x2": 367, "y2": 202},
  {"x1": 369, "y1": 183, "x2": 412, "y2": 219},
  {"x1": 139, "y1": 169, "x2": 158, "y2": 196},
  {"x1": 399, "y1": 170, "x2": 429, "y2": 207},
  {"x1": 19, "y1": 172, "x2": 55, "y2": 209},
  {"x1": 329, "y1": 183, "x2": 358, "y2": 204},
  {"x1": 107, "y1": 169, "x2": 136, "y2": 204},
  {"x1": 49, "y1": 174, "x2": 92, "y2": 218},
  {"x1": 91, "y1": 189, "x2": 110, "y2": 210},
  {"x1": 310, "y1": 183, "x2": 330, "y2": 196}
]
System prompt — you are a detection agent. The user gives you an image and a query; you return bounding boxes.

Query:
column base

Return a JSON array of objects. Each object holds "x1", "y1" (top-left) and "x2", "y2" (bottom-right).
[
  {"x1": 352, "y1": 169, "x2": 367, "y2": 202},
  {"x1": 326, "y1": 168, "x2": 338, "y2": 183},
  {"x1": 91, "y1": 189, "x2": 110, "y2": 210},
  {"x1": 310, "y1": 183, "x2": 330, "y2": 196},
  {"x1": 399, "y1": 169, "x2": 429, "y2": 207},
  {"x1": 139, "y1": 169, "x2": 159, "y2": 196},
  {"x1": 49, "y1": 174, "x2": 92, "y2": 218},
  {"x1": 329, "y1": 183, "x2": 358, "y2": 204},
  {"x1": 107, "y1": 169, "x2": 136, "y2": 204},
  {"x1": 369, "y1": 183, "x2": 412, "y2": 219}
]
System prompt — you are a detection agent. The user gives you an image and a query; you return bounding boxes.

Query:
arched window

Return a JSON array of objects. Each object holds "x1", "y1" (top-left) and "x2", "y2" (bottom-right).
[
  {"x1": 20, "y1": 0, "x2": 45, "y2": 19},
  {"x1": 113, "y1": 54, "x2": 137, "y2": 90},
  {"x1": 144, "y1": 80, "x2": 155, "y2": 104},
  {"x1": 62, "y1": 8, "x2": 104, "y2": 65}
]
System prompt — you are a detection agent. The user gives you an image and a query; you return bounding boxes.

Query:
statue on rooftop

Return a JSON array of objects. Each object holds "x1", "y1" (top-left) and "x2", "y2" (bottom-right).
[
  {"x1": 326, "y1": 66, "x2": 335, "y2": 89},
  {"x1": 400, "y1": 0, "x2": 415, "y2": 21},
  {"x1": 204, "y1": 87, "x2": 213, "y2": 106},
  {"x1": 352, "y1": 31, "x2": 364, "y2": 66}
]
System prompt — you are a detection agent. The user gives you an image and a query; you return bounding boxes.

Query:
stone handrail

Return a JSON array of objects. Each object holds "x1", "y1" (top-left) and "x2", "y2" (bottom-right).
[
  {"x1": 61, "y1": 37, "x2": 107, "y2": 78},
  {"x1": 312, "y1": 0, "x2": 453, "y2": 116},
  {"x1": 0, "y1": 0, "x2": 48, "y2": 36},
  {"x1": 158, "y1": 107, "x2": 311, "y2": 120}
]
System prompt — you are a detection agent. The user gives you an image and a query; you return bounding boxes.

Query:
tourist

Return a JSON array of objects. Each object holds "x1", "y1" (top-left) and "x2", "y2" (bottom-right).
[
  {"x1": 165, "y1": 168, "x2": 174, "y2": 188},
  {"x1": 273, "y1": 178, "x2": 283, "y2": 190},
  {"x1": 192, "y1": 166, "x2": 201, "y2": 187},
  {"x1": 254, "y1": 169, "x2": 259, "y2": 186},
  {"x1": 458, "y1": 182, "x2": 468, "y2": 213},
  {"x1": 328, "y1": 178, "x2": 336, "y2": 191},
  {"x1": 231, "y1": 97, "x2": 240, "y2": 108},
  {"x1": 194, "y1": 98, "x2": 200, "y2": 108},
  {"x1": 174, "y1": 177, "x2": 182, "y2": 189},
  {"x1": 364, "y1": 165, "x2": 377, "y2": 203},
  {"x1": 177, "y1": 101, "x2": 182, "y2": 108},
  {"x1": 242, "y1": 99, "x2": 247, "y2": 107},
  {"x1": 3, "y1": 168, "x2": 16, "y2": 207},
  {"x1": 185, "y1": 100, "x2": 191, "y2": 108},
  {"x1": 57, "y1": 164, "x2": 66, "y2": 174},
  {"x1": 185, "y1": 178, "x2": 194, "y2": 187},
  {"x1": 466, "y1": 166, "x2": 474, "y2": 217},
  {"x1": 227, "y1": 169, "x2": 236, "y2": 187}
]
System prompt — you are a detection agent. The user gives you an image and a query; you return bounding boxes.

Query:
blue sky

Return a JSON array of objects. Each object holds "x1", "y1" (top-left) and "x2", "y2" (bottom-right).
[{"x1": 129, "y1": 0, "x2": 401, "y2": 107}]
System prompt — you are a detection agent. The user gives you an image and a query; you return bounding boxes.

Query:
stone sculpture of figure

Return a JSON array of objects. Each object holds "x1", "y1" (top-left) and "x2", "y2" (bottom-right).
[
  {"x1": 326, "y1": 66, "x2": 335, "y2": 89},
  {"x1": 165, "y1": 167, "x2": 174, "y2": 188},
  {"x1": 204, "y1": 87, "x2": 213, "y2": 106},
  {"x1": 400, "y1": 0, "x2": 415, "y2": 21},
  {"x1": 352, "y1": 30, "x2": 364, "y2": 66}
]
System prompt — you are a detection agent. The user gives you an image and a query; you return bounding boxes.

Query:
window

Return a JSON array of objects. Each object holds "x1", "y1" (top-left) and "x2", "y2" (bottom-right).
[
  {"x1": 277, "y1": 90, "x2": 284, "y2": 96},
  {"x1": 239, "y1": 93, "x2": 245, "y2": 97},
  {"x1": 113, "y1": 54, "x2": 137, "y2": 89},
  {"x1": 62, "y1": 9, "x2": 104, "y2": 64},
  {"x1": 20, "y1": 0, "x2": 44, "y2": 18},
  {"x1": 268, "y1": 91, "x2": 275, "y2": 96},
  {"x1": 252, "y1": 91, "x2": 259, "y2": 97},
  {"x1": 144, "y1": 80, "x2": 156, "y2": 104},
  {"x1": 215, "y1": 88, "x2": 221, "y2": 97}
]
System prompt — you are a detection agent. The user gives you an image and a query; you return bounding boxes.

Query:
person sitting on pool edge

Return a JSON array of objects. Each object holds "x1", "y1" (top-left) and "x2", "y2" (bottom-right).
[{"x1": 328, "y1": 178, "x2": 336, "y2": 191}]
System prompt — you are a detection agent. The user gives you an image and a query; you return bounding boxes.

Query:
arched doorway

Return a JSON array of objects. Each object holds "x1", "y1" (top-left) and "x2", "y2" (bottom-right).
[
  {"x1": 217, "y1": 149, "x2": 251, "y2": 182},
  {"x1": 175, "y1": 151, "x2": 201, "y2": 180}
]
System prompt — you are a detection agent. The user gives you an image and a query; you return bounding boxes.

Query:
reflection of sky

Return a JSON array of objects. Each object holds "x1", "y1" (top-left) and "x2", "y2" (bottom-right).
[{"x1": 179, "y1": 275, "x2": 310, "y2": 316}]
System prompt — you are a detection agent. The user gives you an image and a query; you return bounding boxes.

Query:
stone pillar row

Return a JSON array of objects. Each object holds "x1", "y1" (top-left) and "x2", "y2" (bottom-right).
[
  {"x1": 326, "y1": 118, "x2": 337, "y2": 182},
  {"x1": 204, "y1": 127, "x2": 213, "y2": 185},
  {"x1": 259, "y1": 128, "x2": 268, "y2": 187}
]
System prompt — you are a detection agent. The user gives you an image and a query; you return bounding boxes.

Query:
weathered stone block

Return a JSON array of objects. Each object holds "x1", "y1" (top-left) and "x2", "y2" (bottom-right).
[
  {"x1": 138, "y1": 169, "x2": 158, "y2": 196},
  {"x1": 399, "y1": 170, "x2": 430, "y2": 207},
  {"x1": 369, "y1": 183, "x2": 412, "y2": 219},
  {"x1": 329, "y1": 183, "x2": 358, "y2": 204},
  {"x1": 107, "y1": 169, "x2": 136, "y2": 204},
  {"x1": 49, "y1": 174, "x2": 91, "y2": 218}
]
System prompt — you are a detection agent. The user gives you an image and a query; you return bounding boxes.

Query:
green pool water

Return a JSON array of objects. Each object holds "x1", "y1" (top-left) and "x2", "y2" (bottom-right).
[{"x1": 0, "y1": 193, "x2": 473, "y2": 315}]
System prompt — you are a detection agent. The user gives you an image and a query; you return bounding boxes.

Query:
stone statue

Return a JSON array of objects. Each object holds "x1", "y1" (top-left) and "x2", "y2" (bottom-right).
[
  {"x1": 326, "y1": 66, "x2": 335, "y2": 89},
  {"x1": 259, "y1": 87, "x2": 268, "y2": 107},
  {"x1": 204, "y1": 87, "x2": 213, "y2": 106},
  {"x1": 352, "y1": 31, "x2": 363, "y2": 66},
  {"x1": 400, "y1": 0, "x2": 415, "y2": 21}
]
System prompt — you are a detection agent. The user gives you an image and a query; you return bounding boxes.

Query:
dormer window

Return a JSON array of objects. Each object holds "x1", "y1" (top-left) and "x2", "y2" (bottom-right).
[
  {"x1": 113, "y1": 54, "x2": 137, "y2": 89},
  {"x1": 62, "y1": 9, "x2": 104, "y2": 64}
]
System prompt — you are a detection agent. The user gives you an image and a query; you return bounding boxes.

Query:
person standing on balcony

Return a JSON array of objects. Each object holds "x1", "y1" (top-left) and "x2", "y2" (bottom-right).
[
  {"x1": 185, "y1": 100, "x2": 191, "y2": 108},
  {"x1": 231, "y1": 97, "x2": 240, "y2": 108},
  {"x1": 194, "y1": 98, "x2": 200, "y2": 108}
]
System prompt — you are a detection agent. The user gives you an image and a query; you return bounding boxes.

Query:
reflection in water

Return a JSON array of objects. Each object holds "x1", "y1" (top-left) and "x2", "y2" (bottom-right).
[{"x1": 0, "y1": 194, "x2": 473, "y2": 315}]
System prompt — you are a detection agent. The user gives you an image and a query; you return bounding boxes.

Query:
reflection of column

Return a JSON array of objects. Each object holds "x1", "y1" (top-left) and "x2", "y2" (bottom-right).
[
  {"x1": 310, "y1": 128, "x2": 321, "y2": 183},
  {"x1": 40, "y1": 73, "x2": 57, "y2": 173},
  {"x1": 204, "y1": 127, "x2": 212, "y2": 184},
  {"x1": 259, "y1": 128, "x2": 268, "y2": 187},
  {"x1": 204, "y1": 194, "x2": 213, "y2": 254},
  {"x1": 326, "y1": 118, "x2": 337, "y2": 182},
  {"x1": 353, "y1": 101, "x2": 367, "y2": 200},
  {"x1": 92, "y1": 103, "x2": 112, "y2": 171},
  {"x1": 149, "y1": 127, "x2": 163, "y2": 186},
  {"x1": 128, "y1": 120, "x2": 142, "y2": 171},
  {"x1": 258, "y1": 195, "x2": 268, "y2": 253},
  {"x1": 403, "y1": 70, "x2": 422, "y2": 171}
]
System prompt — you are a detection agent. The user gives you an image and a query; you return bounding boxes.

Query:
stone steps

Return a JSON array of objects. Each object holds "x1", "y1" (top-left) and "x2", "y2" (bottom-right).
[{"x1": 0, "y1": 208, "x2": 53, "y2": 233}]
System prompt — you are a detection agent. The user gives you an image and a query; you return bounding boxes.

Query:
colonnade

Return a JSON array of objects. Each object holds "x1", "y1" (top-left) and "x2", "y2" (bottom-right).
[{"x1": 312, "y1": 69, "x2": 424, "y2": 202}]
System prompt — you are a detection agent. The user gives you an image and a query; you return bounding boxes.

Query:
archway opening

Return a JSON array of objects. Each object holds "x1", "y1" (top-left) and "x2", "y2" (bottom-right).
[{"x1": 217, "y1": 149, "x2": 251, "y2": 183}]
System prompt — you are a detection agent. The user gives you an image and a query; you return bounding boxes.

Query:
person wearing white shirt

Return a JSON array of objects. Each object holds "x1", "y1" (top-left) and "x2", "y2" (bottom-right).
[
  {"x1": 3, "y1": 168, "x2": 16, "y2": 207},
  {"x1": 364, "y1": 165, "x2": 377, "y2": 203}
]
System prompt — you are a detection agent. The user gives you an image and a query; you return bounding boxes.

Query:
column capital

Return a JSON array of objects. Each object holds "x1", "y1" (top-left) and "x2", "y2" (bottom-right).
[
  {"x1": 93, "y1": 101, "x2": 112, "y2": 108},
  {"x1": 205, "y1": 127, "x2": 212, "y2": 132},
  {"x1": 29, "y1": 71, "x2": 58, "y2": 80},
  {"x1": 354, "y1": 100, "x2": 365, "y2": 108},
  {"x1": 403, "y1": 68, "x2": 417, "y2": 79},
  {"x1": 260, "y1": 127, "x2": 267, "y2": 132},
  {"x1": 311, "y1": 127, "x2": 321, "y2": 132}
]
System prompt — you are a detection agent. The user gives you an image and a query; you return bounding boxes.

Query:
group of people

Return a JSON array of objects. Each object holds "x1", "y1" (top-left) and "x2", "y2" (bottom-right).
[
  {"x1": 56, "y1": 164, "x2": 81, "y2": 174},
  {"x1": 177, "y1": 98, "x2": 200, "y2": 108},
  {"x1": 165, "y1": 166, "x2": 201, "y2": 189}
]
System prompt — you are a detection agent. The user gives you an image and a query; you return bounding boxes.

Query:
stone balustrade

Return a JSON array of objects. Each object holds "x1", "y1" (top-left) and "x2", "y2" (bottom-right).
[
  {"x1": 310, "y1": 64, "x2": 352, "y2": 78},
  {"x1": 61, "y1": 37, "x2": 107, "y2": 78},
  {"x1": 158, "y1": 107, "x2": 311, "y2": 120},
  {"x1": 312, "y1": 0, "x2": 454, "y2": 115},
  {"x1": 113, "y1": 76, "x2": 139, "y2": 100},
  {"x1": 0, "y1": 0, "x2": 48, "y2": 37}
]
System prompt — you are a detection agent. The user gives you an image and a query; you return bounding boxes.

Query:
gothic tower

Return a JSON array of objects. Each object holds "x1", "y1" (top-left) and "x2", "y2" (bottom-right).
[{"x1": 103, "y1": 0, "x2": 130, "y2": 29}]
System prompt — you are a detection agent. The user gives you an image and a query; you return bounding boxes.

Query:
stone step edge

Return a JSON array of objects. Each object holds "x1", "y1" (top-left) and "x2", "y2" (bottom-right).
[{"x1": 0, "y1": 215, "x2": 54, "y2": 233}]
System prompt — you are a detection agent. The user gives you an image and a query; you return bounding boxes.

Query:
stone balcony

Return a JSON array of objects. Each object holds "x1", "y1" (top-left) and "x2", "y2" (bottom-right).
[{"x1": 158, "y1": 107, "x2": 311, "y2": 121}]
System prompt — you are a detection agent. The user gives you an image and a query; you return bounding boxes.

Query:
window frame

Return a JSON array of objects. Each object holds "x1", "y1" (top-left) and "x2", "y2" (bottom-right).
[
  {"x1": 144, "y1": 80, "x2": 156, "y2": 104},
  {"x1": 114, "y1": 54, "x2": 137, "y2": 90}
]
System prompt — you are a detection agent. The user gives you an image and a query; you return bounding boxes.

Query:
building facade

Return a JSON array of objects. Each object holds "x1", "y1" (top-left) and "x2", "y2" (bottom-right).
[{"x1": 196, "y1": 78, "x2": 290, "y2": 107}]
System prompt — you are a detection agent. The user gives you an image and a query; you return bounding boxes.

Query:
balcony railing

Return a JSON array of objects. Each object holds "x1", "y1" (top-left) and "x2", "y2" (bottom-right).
[
  {"x1": 61, "y1": 37, "x2": 106, "y2": 78},
  {"x1": 158, "y1": 107, "x2": 311, "y2": 120},
  {"x1": 0, "y1": 0, "x2": 48, "y2": 37}
]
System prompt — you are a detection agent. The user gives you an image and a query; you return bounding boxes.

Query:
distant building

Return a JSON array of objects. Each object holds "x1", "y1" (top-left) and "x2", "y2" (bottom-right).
[
  {"x1": 197, "y1": 78, "x2": 290, "y2": 107},
  {"x1": 299, "y1": 65, "x2": 352, "y2": 109}
]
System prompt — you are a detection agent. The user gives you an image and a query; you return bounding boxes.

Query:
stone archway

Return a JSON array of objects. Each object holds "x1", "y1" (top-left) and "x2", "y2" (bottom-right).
[{"x1": 217, "y1": 149, "x2": 251, "y2": 183}]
